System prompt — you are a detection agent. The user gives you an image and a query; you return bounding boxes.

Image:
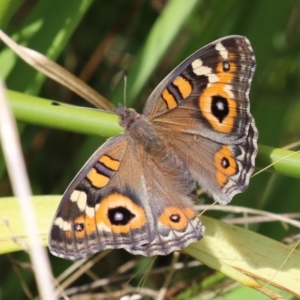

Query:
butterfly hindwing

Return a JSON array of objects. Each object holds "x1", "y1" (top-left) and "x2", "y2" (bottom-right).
[{"x1": 49, "y1": 134, "x2": 204, "y2": 260}]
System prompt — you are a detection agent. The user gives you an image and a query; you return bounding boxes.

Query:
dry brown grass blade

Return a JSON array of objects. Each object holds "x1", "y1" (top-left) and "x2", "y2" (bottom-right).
[
  {"x1": 0, "y1": 30, "x2": 114, "y2": 111},
  {"x1": 0, "y1": 78, "x2": 55, "y2": 299}
]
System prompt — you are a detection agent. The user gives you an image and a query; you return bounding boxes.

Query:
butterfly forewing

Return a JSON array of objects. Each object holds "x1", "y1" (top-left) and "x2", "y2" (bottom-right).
[{"x1": 144, "y1": 35, "x2": 256, "y2": 144}]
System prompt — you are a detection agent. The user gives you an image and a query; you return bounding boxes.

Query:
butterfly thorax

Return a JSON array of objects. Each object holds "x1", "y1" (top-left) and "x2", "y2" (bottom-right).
[{"x1": 116, "y1": 104, "x2": 164, "y2": 153}]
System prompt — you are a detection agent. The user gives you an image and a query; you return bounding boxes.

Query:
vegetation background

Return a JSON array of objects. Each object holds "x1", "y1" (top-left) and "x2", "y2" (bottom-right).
[{"x1": 0, "y1": 0, "x2": 300, "y2": 299}]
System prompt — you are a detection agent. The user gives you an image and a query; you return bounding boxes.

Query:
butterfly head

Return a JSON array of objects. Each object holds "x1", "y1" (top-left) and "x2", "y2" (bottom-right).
[{"x1": 115, "y1": 104, "x2": 139, "y2": 129}]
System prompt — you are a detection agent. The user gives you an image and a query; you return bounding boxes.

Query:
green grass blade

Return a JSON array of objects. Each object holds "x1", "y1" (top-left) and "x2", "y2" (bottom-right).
[
  {"x1": 111, "y1": 0, "x2": 200, "y2": 106},
  {"x1": 185, "y1": 216, "x2": 300, "y2": 298},
  {"x1": 8, "y1": 90, "x2": 300, "y2": 180},
  {"x1": 257, "y1": 145, "x2": 300, "y2": 179},
  {"x1": 0, "y1": 196, "x2": 61, "y2": 255},
  {"x1": 8, "y1": 90, "x2": 121, "y2": 137},
  {"x1": 0, "y1": 0, "x2": 23, "y2": 29},
  {"x1": 1, "y1": 0, "x2": 93, "y2": 94},
  {"x1": 1, "y1": 196, "x2": 299, "y2": 297}
]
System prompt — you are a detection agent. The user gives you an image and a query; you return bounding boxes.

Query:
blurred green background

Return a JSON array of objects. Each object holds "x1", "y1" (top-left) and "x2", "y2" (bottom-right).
[{"x1": 0, "y1": 0, "x2": 299, "y2": 299}]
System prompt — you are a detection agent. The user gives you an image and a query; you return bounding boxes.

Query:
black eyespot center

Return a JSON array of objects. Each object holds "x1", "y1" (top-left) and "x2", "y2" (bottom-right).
[
  {"x1": 211, "y1": 96, "x2": 229, "y2": 123},
  {"x1": 74, "y1": 223, "x2": 84, "y2": 232},
  {"x1": 108, "y1": 206, "x2": 135, "y2": 225},
  {"x1": 223, "y1": 61, "x2": 230, "y2": 72},
  {"x1": 221, "y1": 157, "x2": 230, "y2": 169},
  {"x1": 170, "y1": 214, "x2": 181, "y2": 223}
]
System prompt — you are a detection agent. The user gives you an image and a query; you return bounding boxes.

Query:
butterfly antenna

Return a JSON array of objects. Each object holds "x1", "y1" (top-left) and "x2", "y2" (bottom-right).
[{"x1": 123, "y1": 70, "x2": 128, "y2": 108}]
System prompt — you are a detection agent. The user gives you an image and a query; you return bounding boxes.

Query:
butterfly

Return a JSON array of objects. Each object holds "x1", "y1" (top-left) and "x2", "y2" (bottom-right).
[{"x1": 49, "y1": 35, "x2": 258, "y2": 260}]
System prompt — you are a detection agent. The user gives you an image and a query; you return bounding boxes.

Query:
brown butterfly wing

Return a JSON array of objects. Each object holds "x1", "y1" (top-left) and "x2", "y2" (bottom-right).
[
  {"x1": 144, "y1": 35, "x2": 256, "y2": 143},
  {"x1": 49, "y1": 134, "x2": 204, "y2": 260},
  {"x1": 50, "y1": 35, "x2": 256, "y2": 259},
  {"x1": 155, "y1": 120, "x2": 257, "y2": 204},
  {"x1": 143, "y1": 35, "x2": 258, "y2": 204}
]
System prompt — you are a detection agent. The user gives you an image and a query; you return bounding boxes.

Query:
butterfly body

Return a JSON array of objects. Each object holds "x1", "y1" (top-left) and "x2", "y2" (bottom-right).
[
  {"x1": 49, "y1": 36, "x2": 258, "y2": 260},
  {"x1": 116, "y1": 105, "x2": 163, "y2": 152}
]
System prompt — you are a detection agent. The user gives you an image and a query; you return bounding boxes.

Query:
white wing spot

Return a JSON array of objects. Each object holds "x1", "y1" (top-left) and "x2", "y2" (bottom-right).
[
  {"x1": 216, "y1": 42, "x2": 229, "y2": 60},
  {"x1": 224, "y1": 84, "x2": 234, "y2": 98},
  {"x1": 191, "y1": 59, "x2": 219, "y2": 84},
  {"x1": 86, "y1": 206, "x2": 95, "y2": 218},
  {"x1": 70, "y1": 190, "x2": 87, "y2": 211},
  {"x1": 70, "y1": 190, "x2": 80, "y2": 202},
  {"x1": 191, "y1": 59, "x2": 211, "y2": 75},
  {"x1": 208, "y1": 73, "x2": 219, "y2": 84},
  {"x1": 54, "y1": 217, "x2": 72, "y2": 231}
]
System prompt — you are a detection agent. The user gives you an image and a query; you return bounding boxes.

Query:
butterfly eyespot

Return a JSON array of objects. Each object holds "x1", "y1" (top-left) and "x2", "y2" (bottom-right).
[
  {"x1": 74, "y1": 223, "x2": 84, "y2": 232},
  {"x1": 211, "y1": 96, "x2": 229, "y2": 123},
  {"x1": 170, "y1": 214, "x2": 181, "y2": 223},
  {"x1": 221, "y1": 157, "x2": 230, "y2": 169},
  {"x1": 214, "y1": 146, "x2": 238, "y2": 186},
  {"x1": 223, "y1": 61, "x2": 230, "y2": 72},
  {"x1": 108, "y1": 207, "x2": 135, "y2": 226},
  {"x1": 158, "y1": 207, "x2": 197, "y2": 231}
]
